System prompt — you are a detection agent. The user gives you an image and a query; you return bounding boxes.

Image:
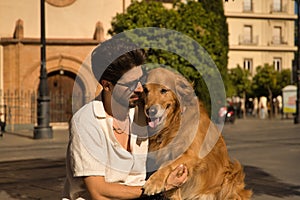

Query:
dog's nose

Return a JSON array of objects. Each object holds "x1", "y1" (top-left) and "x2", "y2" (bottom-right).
[{"x1": 147, "y1": 105, "x2": 159, "y2": 117}]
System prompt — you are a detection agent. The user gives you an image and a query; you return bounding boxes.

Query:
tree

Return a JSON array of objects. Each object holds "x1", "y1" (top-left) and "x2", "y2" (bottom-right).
[
  {"x1": 228, "y1": 65, "x2": 251, "y2": 97},
  {"x1": 227, "y1": 65, "x2": 251, "y2": 118},
  {"x1": 252, "y1": 64, "x2": 280, "y2": 118},
  {"x1": 199, "y1": 0, "x2": 229, "y2": 76},
  {"x1": 109, "y1": 0, "x2": 229, "y2": 116},
  {"x1": 275, "y1": 69, "x2": 292, "y2": 97},
  {"x1": 252, "y1": 65, "x2": 292, "y2": 96}
]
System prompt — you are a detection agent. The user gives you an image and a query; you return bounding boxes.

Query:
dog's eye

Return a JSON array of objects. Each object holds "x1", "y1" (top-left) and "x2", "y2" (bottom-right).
[{"x1": 160, "y1": 88, "x2": 168, "y2": 94}]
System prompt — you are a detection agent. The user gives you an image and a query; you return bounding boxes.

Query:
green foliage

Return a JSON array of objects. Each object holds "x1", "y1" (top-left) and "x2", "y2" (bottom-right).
[
  {"x1": 109, "y1": 0, "x2": 229, "y2": 115},
  {"x1": 250, "y1": 64, "x2": 292, "y2": 118},
  {"x1": 228, "y1": 65, "x2": 251, "y2": 97},
  {"x1": 251, "y1": 64, "x2": 291, "y2": 98},
  {"x1": 109, "y1": 1, "x2": 178, "y2": 32},
  {"x1": 275, "y1": 69, "x2": 292, "y2": 96},
  {"x1": 227, "y1": 64, "x2": 292, "y2": 101},
  {"x1": 198, "y1": 0, "x2": 229, "y2": 71},
  {"x1": 252, "y1": 64, "x2": 277, "y2": 98}
]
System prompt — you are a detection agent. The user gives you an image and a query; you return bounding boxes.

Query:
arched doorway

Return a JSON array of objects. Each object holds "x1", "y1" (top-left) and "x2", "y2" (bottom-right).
[{"x1": 48, "y1": 70, "x2": 85, "y2": 122}]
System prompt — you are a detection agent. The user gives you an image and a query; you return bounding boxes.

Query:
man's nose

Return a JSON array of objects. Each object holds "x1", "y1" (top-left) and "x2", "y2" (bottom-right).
[{"x1": 134, "y1": 82, "x2": 144, "y2": 92}]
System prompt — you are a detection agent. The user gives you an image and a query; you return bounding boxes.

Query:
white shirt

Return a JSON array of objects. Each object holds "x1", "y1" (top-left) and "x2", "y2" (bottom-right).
[{"x1": 62, "y1": 100, "x2": 148, "y2": 200}]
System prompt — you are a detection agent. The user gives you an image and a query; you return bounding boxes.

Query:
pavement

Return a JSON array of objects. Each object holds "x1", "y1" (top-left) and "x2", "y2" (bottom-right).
[
  {"x1": 222, "y1": 117, "x2": 300, "y2": 200},
  {"x1": 0, "y1": 128, "x2": 69, "y2": 200},
  {"x1": 0, "y1": 118, "x2": 299, "y2": 200}
]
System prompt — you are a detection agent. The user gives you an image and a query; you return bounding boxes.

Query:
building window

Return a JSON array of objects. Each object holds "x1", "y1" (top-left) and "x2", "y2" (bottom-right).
[
  {"x1": 243, "y1": 0, "x2": 252, "y2": 12},
  {"x1": 243, "y1": 58, "x2": 253, "y2": 73},
  {"x1": 273, "y1": 0, "x2": 282, "y2": 12},
  {"x1": 240, "y1": 25, "x2": 258, "y2": 45},
  {"x1": 272, "y1": 26, "x2": 282, "y2": 44},
  {"x1": 243, "y1": 25, "x2": 252, "y2": 44},
  {"x1": 273, "y1": 58, "x2": 282, "y2": 71}
]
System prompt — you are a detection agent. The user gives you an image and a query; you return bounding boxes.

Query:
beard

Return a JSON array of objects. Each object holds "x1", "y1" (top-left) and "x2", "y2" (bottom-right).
[
  {"x1": 129, "y1": 102, "x2": 137, "y2": 108},
  {"x1": 128, "y1": 94, "x2": 143, "y2": 108},
  {"x1": 128, "y1": 98, "x2": 142, "y2": 108}
]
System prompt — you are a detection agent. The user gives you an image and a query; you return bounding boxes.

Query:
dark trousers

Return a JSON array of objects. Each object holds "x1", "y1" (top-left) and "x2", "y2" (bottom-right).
[
  {"x1": 135, "y1": 193, "x2": 168, "y2": 200},
  {"x1": 0, "y1": 121, "x2": 5, "y2": 132}
]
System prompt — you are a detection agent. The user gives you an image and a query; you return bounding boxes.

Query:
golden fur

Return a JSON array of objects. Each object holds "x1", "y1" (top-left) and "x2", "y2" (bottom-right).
[{"x1": 142, "y1": 68, "x2": 252, "y2": 200}]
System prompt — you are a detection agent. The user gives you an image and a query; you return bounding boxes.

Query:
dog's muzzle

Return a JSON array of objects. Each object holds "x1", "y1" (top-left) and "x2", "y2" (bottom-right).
[{"x1": 145, "y1": 104, "x2": 166, "y2": 129}]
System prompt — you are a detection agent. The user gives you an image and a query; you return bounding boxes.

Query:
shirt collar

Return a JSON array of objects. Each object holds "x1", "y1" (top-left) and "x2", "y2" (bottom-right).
[{"x1": 92, "y1": 100, "x2": 106, "y2": 119}]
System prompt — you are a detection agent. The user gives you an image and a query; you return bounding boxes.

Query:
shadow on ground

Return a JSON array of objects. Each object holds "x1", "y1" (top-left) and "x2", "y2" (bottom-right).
[
  {"x1": 0, "y1": 159, "x2": 66, "y2": 200},
  {"x1": 1, "y1": 131, "x2": 33, "y2": 139},
  {"x1": 244, "y1": 165, "x2": 300, "y2": 198},
  {"x1": 1, "y1": 159, "x2": 300, "y2": 199}
]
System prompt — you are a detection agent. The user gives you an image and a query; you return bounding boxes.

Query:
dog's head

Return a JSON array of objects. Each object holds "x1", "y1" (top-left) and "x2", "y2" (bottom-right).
[{"x1": 143, "y1": 67, "x2": 197, "y2": 135}]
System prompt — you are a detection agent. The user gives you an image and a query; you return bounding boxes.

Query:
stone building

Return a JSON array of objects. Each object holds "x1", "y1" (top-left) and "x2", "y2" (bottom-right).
[
  {"x1": 223, "y1": 0, "x2": 297, "y2": 75},
  {"x1": 0, "y1": 0, "x2": 131, "y2": 129},
  {"x1": 0, "y1": 0, "x2": 297, "y2": 128}
]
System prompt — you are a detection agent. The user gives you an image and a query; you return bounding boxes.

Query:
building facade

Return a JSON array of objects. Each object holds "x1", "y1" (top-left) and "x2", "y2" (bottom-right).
[
  {"x1": 223, "y1": 0, "x2": 297, "y2": 75},
  {"x1": 0, "y1": 0, "x2": 297, "y2": 127},
  {"x1": 0, "y1": 0, "x2": 131, "y2": 128}
]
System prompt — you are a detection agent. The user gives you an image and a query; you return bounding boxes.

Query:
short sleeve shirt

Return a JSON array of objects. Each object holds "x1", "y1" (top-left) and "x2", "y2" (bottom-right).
[{"x1": 62, "y1": 100, "x2": 148, "y2": 200}]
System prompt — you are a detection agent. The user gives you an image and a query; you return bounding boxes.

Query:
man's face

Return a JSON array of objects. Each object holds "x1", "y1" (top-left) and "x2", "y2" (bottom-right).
[{"x1": 112, "y1": 66, "x2": 146, "y2": 108}]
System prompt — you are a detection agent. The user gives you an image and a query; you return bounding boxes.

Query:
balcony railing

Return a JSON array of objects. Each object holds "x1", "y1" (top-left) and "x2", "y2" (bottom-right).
[
  {"x1": 239, "y1": 35, "x2": 259, "y2": 45},
  {"x1": 243, "y1": 1, "x2": 253, "y2": 12},
  {"x1": 271, "y1": 36, "x2": 288, "y2": 45},
  {"x1": 270, "y1": 3, "x2": 287, "y2": 13}
]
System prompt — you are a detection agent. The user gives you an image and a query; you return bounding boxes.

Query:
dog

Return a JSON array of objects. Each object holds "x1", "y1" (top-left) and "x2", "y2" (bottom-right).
[{"x1": 142, "y1": 67, "x2": 252, "y2": 200}]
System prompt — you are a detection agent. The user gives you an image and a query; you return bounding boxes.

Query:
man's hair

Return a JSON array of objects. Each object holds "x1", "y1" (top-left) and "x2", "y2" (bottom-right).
[{"x1": 91, "y1": 39, "x2": 146, "y2": 84}]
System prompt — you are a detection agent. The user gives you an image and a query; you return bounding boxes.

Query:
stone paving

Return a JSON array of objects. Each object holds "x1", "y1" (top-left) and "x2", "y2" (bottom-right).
[
  {"x1": 0, "y1": 118, "x2": 299, "y2": 199},
  {"x1": 0, "y1": 129, "x2": 68, "y2": 200},
  {"x1": 222, "y1": 118, "x2": 300, "y2": 200}
]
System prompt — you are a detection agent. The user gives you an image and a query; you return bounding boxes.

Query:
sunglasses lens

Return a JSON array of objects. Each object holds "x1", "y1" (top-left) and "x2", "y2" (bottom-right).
[
  {"x1": 129, "y1": 77, "x2": 146, "y2": 91},
  {"x1": 117, "y1": 74, "x2": 147, "y2": 92},
  {"x1": 129, "y1": 83, "x2": 138, "y2": 91},
  {"x1": 140, "y1": 75, "x2": 147, "y2": 85}
]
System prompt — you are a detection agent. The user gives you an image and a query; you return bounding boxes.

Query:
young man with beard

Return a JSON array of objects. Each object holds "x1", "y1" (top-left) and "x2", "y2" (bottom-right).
[{"x1": 62, "y1": 40, "x2": 187, "y2": 200}]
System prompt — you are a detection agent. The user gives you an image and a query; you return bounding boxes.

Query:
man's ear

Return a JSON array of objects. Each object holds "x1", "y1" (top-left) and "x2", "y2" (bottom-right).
[{"x1": 101, "y1": 80, "x2": 112, "y2": 91}]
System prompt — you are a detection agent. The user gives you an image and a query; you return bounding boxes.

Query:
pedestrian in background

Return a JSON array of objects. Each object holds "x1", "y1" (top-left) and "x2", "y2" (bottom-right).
[
  {"x1": 0, "y1": 112, "x2": 6, "y2": 137},
  {"x1": 259, "y1": 96, "x2": 267, "y2": 119},
  {"x1": 252, "y1": 97, "x2": 258, "y2": 117}
]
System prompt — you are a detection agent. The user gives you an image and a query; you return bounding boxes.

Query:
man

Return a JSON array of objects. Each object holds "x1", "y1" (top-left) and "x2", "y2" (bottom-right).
[{"x1": 62, "y1": 39, "x2": 187, "y2": 200}]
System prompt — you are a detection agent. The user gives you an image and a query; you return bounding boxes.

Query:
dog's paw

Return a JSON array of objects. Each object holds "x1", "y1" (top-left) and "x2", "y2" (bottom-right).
[{"x1": 143, "y1": 174, "x2": 166, "y2": 195}]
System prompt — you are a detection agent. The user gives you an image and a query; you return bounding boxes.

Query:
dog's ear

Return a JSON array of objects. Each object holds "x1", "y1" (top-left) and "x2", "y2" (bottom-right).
[{"x1": 175, "y1": 76, "x2": 196, "y2": 106}]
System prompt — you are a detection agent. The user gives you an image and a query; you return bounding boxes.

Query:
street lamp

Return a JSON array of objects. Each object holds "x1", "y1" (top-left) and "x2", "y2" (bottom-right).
[{"x1": 33, "y1": 0, "x2": 53, "y2": 138}]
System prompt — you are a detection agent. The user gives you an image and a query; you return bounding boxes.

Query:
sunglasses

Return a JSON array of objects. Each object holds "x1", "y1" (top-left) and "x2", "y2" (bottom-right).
[{"x1": 115, "y1": 75, "x2": 147, "y2": 92}]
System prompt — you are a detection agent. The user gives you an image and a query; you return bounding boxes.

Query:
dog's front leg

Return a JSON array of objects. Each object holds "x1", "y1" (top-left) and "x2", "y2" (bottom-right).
[
  {"x1": 143, "y1": 165, "x2": 174, "y2": 196},
  {"x1": 166, "y1": 188, "x2": 182, "y2": 200},
  {"x1": 143, "y1": 164, "x2": 186, "y2": 200}
]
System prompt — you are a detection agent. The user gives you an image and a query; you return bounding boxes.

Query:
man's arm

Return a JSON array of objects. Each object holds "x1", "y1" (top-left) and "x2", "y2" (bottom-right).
[
  {"x1": 84, "y1": 164, "x2": 188, "y2": 200},
  {"x1": 84, "y1": 176, "x2": 143, "y2": 200}
]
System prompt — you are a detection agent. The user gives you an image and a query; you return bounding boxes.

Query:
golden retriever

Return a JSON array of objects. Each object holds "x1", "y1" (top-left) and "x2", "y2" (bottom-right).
[{"x1": 142, "y1": 67, "x2": 252, "y2": 200}]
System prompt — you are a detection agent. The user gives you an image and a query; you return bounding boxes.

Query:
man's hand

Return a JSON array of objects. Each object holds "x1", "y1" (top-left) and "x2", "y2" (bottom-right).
[{"x1": 165, "y1": 164, "x2": 188, "y2": 191}]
